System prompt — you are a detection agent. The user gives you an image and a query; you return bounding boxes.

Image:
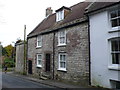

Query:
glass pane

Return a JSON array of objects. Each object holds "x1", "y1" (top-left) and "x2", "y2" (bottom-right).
[
  {"x1": 118, "y1": 18, "x2": 120, "y2": 26},
  {"x1": 116, "y1": 81, "x2": 120, "y2": 89},
  {"x1": 119, "y1": 53, "x2": 120, "y2": 64},
  {"x1": 60, "y1": 62, "x2": 63, "y2": 68},
  {"x1": 38, "y1": 36, "x2": 41, "y2": 41},
  {"x1": 63, "y1": 62, "x2": 66, "y2": 68},
  {"x1": 62, "y1": 37, "x2": 65, "y2": 43},
  {"x1": 60, "y1": 11, "x2": 63, "y2": 20},
  {"x1": 60, "y1": 12, "x2": 62, "y2": 20},
  {"x1": 63, "y1": 55, "x2": 66, "y2": 61},
  {"x1": 60, "y1": 37, "x2": 65, "y2": 44},
  {"x1": 119, "y1": 39, "x2": 120, "y2": 51},
  {"x1": 58, "y1": 12, "x2": 60, "y2": 20},
  {"x1": 60, "y1": 62, "x2": 66, "y2": 68},
  {"x1": 38, "y1": 60, "x2": 41, "y2": 65},
  {"x1": 111, "y1": 19, "x2": 118, "y2": 27},
  {"x1": 38, "y1": 55, "x2": 41, "y2": 59},
  {"x1": 111, "y1": 11, "x2": 117, "y2": 18},
  {"x1": 111, "y1": 40, "x2": 118, "y2": 51},
  {"x1": 60, "y1": 55, "x2": 62, "y2": 61},
  {"x1": 112, "y1": 53, "x2": 119, "y2": 64},
  {"x1": 38, "y1": 41, "x2": 41, "y2": 46},
  {"x1": 60, "y1": 38, "x2": 63, "y2": 43},
  {"x1": 62, "y1": 31, "x2": 65, "y2": 36},
  {"x1": 59, "y1": 32, "x2": 62, "y2": 37},
  {"x1": 112, "y1": 53, "x2": 115, "y2": 64},
  {"x1": 118, "y1": 9, "x2": 120, "y2": 16}
]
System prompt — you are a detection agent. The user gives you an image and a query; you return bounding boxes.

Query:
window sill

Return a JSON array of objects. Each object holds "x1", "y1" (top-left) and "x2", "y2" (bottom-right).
[
  {"x1": 57, "y1": 44, "x2": 66, "y2": 47},
  {"x1": 109, "y1": 26, "x2": 120, "y2": 33},
  {"x1": 108, "y1": 65, "x2": 120, "y2": 71},
  {"x1": 36, "y1": 65, "x2": 42, "y2": 68},
  {"x1": 36, "y1": 46, "x2": 42, "y2": 49},
  {"x1": 57, "y1": 68, "x2": 67, "y2": 72}
]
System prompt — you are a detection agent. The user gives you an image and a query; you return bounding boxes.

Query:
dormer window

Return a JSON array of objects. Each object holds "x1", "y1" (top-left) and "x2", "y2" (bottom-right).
[
  {"x1": 56, "y1": 10, "x2": 64, "y2": 22},
  {"x1": 56, "y1": 6, "x2": 71, "y2": 22}
]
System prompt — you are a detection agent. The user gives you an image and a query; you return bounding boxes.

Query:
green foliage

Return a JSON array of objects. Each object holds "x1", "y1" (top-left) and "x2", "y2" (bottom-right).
[
  {"x1": 4, "y1": 57, "x2": 15, "y2": 68},
  {"x1": 2, "y1": 47, "x2": 7, "y2": 56},
  {"x1": 4, "y1": 44, "x2": 14, "y2": 58}
]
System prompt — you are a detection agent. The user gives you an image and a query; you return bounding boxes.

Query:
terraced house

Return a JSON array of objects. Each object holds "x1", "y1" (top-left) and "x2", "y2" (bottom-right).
[
  {"x1": 27, "y1": 2, "x2": 90, "y2": 85},
  {"x1": 86, "y1": 1, "x2": 120, "y2": 89}
]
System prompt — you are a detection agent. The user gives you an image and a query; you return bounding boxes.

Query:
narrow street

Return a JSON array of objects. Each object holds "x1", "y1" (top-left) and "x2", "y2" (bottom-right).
[{"x1": 1, "y1": 72, "x2": 57, "y2": 89}]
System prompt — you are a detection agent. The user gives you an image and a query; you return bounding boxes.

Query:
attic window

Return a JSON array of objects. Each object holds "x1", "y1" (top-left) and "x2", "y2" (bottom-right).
[
  {"x1": 56, "y1": 6, "x2": 71, "y2": 22},
  {"x1": 56, "y1": 10, "x2": 64, "y2": 22}
]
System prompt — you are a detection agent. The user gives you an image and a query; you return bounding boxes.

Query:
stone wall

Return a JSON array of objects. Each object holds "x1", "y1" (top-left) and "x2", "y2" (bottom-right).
[
  {"x1": 27, "y1": 33, "x2": 54, "y2": 79},
  {"x1": 15, "y1": 42, "x2": 26, "y2": 73},
  {"x1": 27, "y1": 22, "x2": 89, "y2": 85},
  {"x1": 54, "y1": 22, "x2": 89, "y2": 85}
]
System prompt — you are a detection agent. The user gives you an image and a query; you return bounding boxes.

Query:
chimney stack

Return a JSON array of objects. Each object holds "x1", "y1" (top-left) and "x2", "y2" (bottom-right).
[{"x1": 46, "y1": 7, "x2": 53, "y2": 17}]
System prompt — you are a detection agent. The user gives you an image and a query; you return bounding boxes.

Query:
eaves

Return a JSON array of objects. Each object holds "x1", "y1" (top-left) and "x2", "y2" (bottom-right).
[
  {"x1": 85, "y1": 1, "x2": 120, "y2": 15},
  {"x1": 27, "y1": 16, "x2": 88, "y2": 39}
]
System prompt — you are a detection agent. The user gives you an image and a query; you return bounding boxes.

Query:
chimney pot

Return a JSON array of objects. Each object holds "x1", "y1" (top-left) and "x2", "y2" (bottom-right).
[{"x1": 46, "y1": 7, "x2": 53, "y2": 17}]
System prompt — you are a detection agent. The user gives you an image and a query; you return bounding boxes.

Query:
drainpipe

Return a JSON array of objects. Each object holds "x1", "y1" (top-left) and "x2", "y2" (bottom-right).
[
  {"x1": 87, "y1": 15, "x2": 91, "y2": 85},
  {"x1": 26, "y1": 38, "x2": 28, "y2": 75},
  {"x1": 53, "y1": 32, "x2": 55, "y2": 80}
]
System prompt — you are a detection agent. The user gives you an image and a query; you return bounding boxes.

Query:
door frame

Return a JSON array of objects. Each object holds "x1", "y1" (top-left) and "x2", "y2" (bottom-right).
[
  {"x1": 28, "y1": 60, "x2": 32, "y2": 74},
  {"x1": 45, "y1": 53, "x2": 51, "y2": 72}
]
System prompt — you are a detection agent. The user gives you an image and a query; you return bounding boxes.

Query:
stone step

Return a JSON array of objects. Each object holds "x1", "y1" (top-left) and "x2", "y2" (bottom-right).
[{"x1": 40, "y1": 76, "x2": 48, "y2": 80}]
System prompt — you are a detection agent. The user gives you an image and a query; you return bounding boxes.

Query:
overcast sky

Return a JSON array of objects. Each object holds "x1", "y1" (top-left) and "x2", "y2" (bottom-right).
[{"x1": 0, "y1": 0, "x2": 85, "y2": 47}]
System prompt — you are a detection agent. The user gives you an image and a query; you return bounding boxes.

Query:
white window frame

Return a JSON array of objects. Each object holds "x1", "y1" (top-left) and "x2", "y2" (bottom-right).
[
  {"x1": 58, "y1": 30, "x2": 66, "y2": 46},
  {"x1": 108, "y1": 38, "x2": 120, "y2": 70},
  {"x1": 36, "y1": 54, "x2": 42, "y2": 67},
  {"x1": 111, "y1": 39, "x2": 120, "y2": 64},
  {"x1": 109, "y1": 9, "x2": 120, "y2": 31},
  {"x1": 58, "y1": 53, "x2": 67, "y2": 71},
  {"x1": 37, "y1": 35, "x2": 42, "y2": 48},
  {"x1": 56, "y1": 10, "x2": 64, "y2": 22}
]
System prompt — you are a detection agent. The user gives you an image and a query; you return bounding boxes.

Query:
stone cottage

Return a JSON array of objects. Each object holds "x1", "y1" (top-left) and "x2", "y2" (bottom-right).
[{"x1": 27, "y1": 1, "x2": 90, "y2": 85}]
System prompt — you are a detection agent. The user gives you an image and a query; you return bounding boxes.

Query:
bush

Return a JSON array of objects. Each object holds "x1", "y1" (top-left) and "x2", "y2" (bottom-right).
[{"x1": 4, "y1": 57, "x2": 15, "y2": 68}]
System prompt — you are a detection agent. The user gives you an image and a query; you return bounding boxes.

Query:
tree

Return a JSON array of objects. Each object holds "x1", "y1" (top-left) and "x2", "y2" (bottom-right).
[
  {"x1": 4, "y1": 44, "x2": 14, "y2": 58},
  {"x1": 2, "y1": 46, "x2": 7, "y2": 56}
]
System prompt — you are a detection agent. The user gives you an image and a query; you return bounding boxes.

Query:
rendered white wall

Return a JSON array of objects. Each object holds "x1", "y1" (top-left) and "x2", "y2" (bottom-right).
[{"x1": 90, "y1": 11, "x2": 120, "y2": 88}]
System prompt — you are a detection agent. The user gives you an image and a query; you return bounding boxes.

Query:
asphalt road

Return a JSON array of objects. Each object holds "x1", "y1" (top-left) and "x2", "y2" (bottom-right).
[{"x1": 1, "y1": 72, "x2": 56, "y2": 89}]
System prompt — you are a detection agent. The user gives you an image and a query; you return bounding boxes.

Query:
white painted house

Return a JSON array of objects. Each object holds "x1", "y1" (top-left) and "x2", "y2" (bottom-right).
[{"x1": 86, "y1": 1, "x2": 120, "y2": 89}]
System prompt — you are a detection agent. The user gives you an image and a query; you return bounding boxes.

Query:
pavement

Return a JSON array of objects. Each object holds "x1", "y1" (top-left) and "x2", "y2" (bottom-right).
[{"x1": 6, "y1": 72, "x2": 92, "y2": 89}]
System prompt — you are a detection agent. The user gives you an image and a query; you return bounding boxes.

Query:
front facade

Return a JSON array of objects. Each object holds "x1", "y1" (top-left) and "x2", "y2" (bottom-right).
[
  {"x1": 27, "y1": 2, "x2": 90, "y2": 86},
  {"x1": 87, "y1": 2, "x2": 120, "y2": 89},
  {"x1": 15, "y1": 42, "x2": 26, "y2": 73}
]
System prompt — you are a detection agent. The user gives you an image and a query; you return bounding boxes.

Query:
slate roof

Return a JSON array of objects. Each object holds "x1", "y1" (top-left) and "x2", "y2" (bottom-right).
[
  {"x1": 86, "y1": 1, "x2": 120, "y2": 14},
  {"x1": 27, "y1": 2, "x2": 91, "y2": 38}
]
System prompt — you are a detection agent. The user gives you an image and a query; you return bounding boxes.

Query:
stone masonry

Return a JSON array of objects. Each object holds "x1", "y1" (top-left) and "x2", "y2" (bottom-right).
[
  {"x1": 54, "y1": 22, "x2": 89, "y2": 85},
  {"x1": 27, "y1": 22, "x2": 89, "y2": 85},
  {"x1": 27, "y1": 33, "x2": 54, "y2": 79},
  {"x1": 15, "y1": 42, "x2": 26, "y2": 73}
]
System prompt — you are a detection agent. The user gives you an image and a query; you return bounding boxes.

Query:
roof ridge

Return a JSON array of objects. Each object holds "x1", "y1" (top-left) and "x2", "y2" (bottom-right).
[
  {"x1": 70, "y1": 1, "x2": 85, "y2": 8},
  {"x1": 28, "y1": 1, "x2": 90, "y2": 38}
]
